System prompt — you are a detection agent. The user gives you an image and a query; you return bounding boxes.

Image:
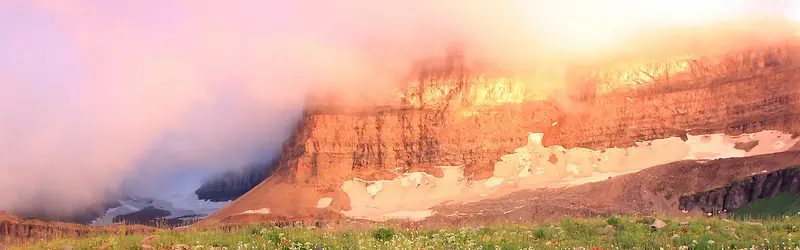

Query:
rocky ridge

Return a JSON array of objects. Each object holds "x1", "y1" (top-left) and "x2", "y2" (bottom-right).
[{"x1": 0, "y1": 212, "x2": 155, "y2": 247}]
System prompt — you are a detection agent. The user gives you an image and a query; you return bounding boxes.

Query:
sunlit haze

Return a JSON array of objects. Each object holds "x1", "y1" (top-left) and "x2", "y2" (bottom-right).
[{"x1": 0, "y1": 0, "x2": 797, "y2": 219}]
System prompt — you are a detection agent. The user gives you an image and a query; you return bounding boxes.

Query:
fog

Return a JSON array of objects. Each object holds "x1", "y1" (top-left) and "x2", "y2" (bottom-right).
[{"x1": 0, "y1": 0, "x2": 796, "y2": 219}]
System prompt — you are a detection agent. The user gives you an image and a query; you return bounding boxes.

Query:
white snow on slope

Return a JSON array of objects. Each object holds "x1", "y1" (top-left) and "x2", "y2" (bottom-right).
[
  {"x1": 91, "y1": 194, "x2": 229, "y2": 226},
  {"x1": 340, "y1": 130, "x2": 800, "y2": 221}
]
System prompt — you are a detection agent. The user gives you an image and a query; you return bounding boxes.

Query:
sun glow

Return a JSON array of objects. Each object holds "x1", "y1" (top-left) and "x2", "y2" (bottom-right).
[
  {"x1": 789, "y1": 1, "x2": 800, "y2": 25},
  {"x1": 517, "y1": 0, "x2": 753, "y2": 54},
  {"x1": 785, "y1": 1, "x2": 800, "y2": 37}
]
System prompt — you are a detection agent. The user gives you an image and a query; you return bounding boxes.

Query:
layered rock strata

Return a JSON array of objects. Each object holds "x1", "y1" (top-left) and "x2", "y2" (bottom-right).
[
  {"x1": 279, "y1": 42, "x2": 800, "y2": 187},
  {"x1": 204, "y1": 38, "x2": 800, "y2": 225}
]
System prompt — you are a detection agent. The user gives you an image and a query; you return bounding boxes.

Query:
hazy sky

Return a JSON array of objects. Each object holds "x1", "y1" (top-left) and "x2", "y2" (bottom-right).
[{"x1": 0, "y1": 0, "x2": 797, "y2": 218}]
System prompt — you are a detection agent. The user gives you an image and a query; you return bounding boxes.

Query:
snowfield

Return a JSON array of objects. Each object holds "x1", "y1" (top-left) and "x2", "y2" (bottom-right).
[{"x1": 339, "y1": 130, "x2": 800, "y2": 221}]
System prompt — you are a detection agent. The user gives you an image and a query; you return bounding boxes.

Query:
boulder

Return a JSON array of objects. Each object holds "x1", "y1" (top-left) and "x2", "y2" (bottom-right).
[{"x1": 651, "y1": 220, "x2": 667, "y2": 229}]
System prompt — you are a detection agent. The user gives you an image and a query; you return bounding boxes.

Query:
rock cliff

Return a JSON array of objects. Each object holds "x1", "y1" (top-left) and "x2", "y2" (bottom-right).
[
  {"x1": 678, "y1": 166, "x2": 800, "y2": 214},
  {"x1": 276, "y1": 41, "x2": 800, "y2": 187},
  {"x1": 196, "y1": 159, "x2": 277, "y2": 202},
  {"x1": 203, "y1": 35, "x2": 800, "y2": 225}
]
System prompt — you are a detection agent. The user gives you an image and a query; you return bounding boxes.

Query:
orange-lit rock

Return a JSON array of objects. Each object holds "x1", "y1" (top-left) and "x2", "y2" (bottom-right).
[{"x1": 203, "y1": 37, "x2": 800, "y2": 226}]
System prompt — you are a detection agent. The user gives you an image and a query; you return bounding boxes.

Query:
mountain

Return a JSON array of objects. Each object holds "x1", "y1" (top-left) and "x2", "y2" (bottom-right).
[
  {"x1": 91, "y1": 195, "x2": 229, "y2": 227},
  {"x1": 199, "y1": 25, "x2": 800, "y2": 227},
  {"x1": 195, "y1": 159, "x2": 278, "y2": 202}
]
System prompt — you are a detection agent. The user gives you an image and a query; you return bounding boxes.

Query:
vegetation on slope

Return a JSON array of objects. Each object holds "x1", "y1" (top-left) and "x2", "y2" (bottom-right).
[
  {"x1": 732, "y1": 192, "x2": 800, "y2": 220},
  {"x1": 13, "y1": 215, "x2": 800, "y2": 250}
]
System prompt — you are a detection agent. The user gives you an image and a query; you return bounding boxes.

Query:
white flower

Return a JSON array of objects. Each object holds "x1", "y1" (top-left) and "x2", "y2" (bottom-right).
[{"x1": 708, "y1": 240, "x2": 715, "y2": 245}]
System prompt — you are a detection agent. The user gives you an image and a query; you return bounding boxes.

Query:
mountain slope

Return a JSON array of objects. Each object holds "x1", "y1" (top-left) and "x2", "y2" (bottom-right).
[{"x1": 201, "y1": 31, "x2": 800, "y2": 226}]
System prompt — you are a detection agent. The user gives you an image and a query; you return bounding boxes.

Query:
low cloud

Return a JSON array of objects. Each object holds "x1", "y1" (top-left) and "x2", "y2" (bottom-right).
[{"x1": 0, "y1": 0, "x2": 794, "y2": 219}]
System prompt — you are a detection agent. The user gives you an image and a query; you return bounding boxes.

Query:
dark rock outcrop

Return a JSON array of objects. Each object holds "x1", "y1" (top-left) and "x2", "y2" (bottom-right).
[
  {"x1": 111, "y1": 206, "x2": 201, "y2": 228},
  {"x1": 679, "y1": 167, "x2": 800, "y2": 214},
  {"x1": 195, "y1": 159, "x2": 277, "y2": 201},
  {"x1": 112, "y1": 206, "x2": 171, "y2": 225}
]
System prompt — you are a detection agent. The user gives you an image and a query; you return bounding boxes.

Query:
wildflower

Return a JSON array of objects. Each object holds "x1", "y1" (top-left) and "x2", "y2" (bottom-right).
[{"x1": 708, "y1": 240, "x2": 715, "y2": 245}]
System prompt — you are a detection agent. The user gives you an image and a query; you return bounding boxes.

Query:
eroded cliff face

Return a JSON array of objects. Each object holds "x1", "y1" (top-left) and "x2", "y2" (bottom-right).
[
  {"x1": 276, "y1": 41, "x2": 800, "y2": 187},
  {"x1": 552, "y1": 43, "x2": 800, "y2": 149},
  {"x1": 204, "y1": 39, "x2": 800, "y2": 225}
]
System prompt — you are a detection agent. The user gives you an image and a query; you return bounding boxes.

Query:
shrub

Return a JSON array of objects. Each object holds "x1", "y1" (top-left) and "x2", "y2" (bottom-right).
[
  {"x1": 607, "y1": 216, "x2": 621, "y2": 227},
  {"x1": 533, "y1": 228, "x2": 547, "y2": 239},
  {"x1": 371, "y1": 228, "x2": 394, "y2": 241},
  {"x1": 247, "y1": 225, "x2": 266, "y2": 236}
]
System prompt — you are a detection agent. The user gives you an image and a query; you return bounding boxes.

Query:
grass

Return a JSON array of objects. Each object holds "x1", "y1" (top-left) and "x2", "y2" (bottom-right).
[
  {"x1": 732, "y1": 192, "x2": 800, "y2": 220},
  {"x1": 12, "y1": 215, "x2": 800, "y2": 250}
]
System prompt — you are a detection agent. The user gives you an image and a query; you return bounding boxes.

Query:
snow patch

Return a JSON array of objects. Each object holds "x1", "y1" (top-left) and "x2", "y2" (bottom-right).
[
  {"x1": 366, "y1": 182, "x2": 384, "y2": 196},
  {"x1": 317, "y1": 198, "x2": 333, "y2": 208},
  {"x1": 400, "y1": 172, "x2": 425, "y2": 187},
  {"x1": 337, "y1": 130, "x2": 799, "y2": 222},
  {"x1": 503, "y1": 205, "x2": 526, "y2": 214},
  {"x1": 381, "y1": 210, "x2": 434, "y2": 221},
  {"x1": 566, "y1": 164, "x2": 581, "y2": 175},
  {"x1": 91, "y1": 194, "x2": 229, "y2": 226},
  {"x1": 773, "y1": 141, "x2": 786, "y2": 150},
  {"x1": 484, "y1": 177, "x2": 505, "y2": 188},
  {"x1": 241, "y1": 208, "x2": 271, "y2": 215},
  {"x1": 121, "y1": 203, "x2": 141, "y2": 212}
]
